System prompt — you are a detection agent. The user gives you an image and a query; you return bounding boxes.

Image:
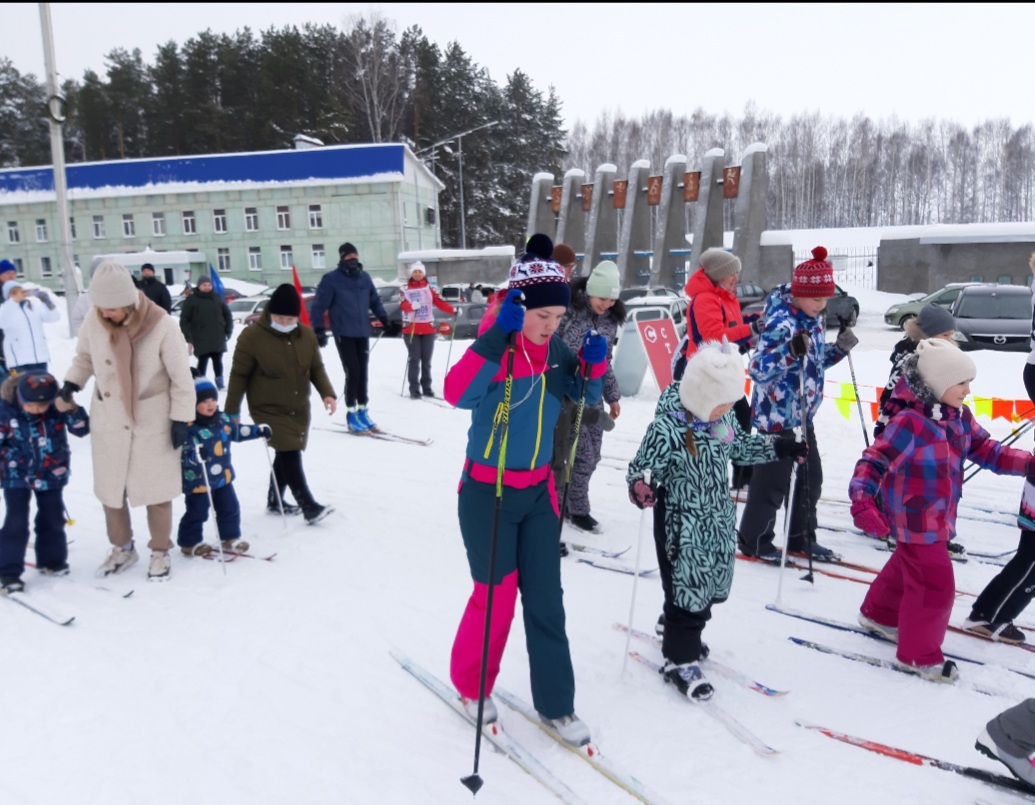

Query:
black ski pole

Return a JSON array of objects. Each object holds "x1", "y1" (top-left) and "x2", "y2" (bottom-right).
[
  {"x1": 964, "y1": 409, "x2": 1035, "y2": 483},
  {"x1": 557, "y1": 335, "x2": 595, "y2": 545},
  {"x1": 838, "y1": 314, "x2": 869, "y2": 449},
  {"x1": 461, "y1": 323, "x2": 519, "y2": 796},
  {"x1": 796, "y1": 352, "x2": 814, "y2": 585}
]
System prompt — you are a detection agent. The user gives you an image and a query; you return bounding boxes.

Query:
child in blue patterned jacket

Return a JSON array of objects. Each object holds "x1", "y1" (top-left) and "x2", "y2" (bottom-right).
[
  {"x1": 0, "y1": 372, "x2": 89, "y2": 591},
  {"x1": 737, "y1": 247, "x2": 859, "y2": 564},
  {"x1": 178, "y1": 376, "x2": 270, "y2": 557}
]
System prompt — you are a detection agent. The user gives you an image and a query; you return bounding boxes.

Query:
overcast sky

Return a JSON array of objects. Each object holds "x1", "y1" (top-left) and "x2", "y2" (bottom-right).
[{"x1": 7, "y1": 3, "x2": 1034, "y2": 131}]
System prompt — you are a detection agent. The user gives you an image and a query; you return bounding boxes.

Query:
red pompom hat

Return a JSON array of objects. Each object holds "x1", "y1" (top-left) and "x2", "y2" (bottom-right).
[{"x1": 791, "y1": 246, "x2": 835, "y2": 299}]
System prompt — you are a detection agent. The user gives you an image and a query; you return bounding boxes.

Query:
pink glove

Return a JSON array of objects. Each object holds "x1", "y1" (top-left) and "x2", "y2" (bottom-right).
[
  {"x1": 629, "y1": 478, "x2": 655, "y2": 509},
  {"x1": 850, "y1": 499, "x2": 890, "y2": 538}
]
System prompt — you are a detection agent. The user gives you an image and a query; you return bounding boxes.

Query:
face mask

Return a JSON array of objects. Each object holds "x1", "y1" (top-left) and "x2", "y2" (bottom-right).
[
  {"x1": 270, "y1": 320, "x2": 297, "y2": 333},
  {"x1": 342, "y1": 258, "x2": 360, "y2": 271}
]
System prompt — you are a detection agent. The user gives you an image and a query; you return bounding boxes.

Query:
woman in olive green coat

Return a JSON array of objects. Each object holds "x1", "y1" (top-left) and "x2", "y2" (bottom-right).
[{"x1": 224, "y1": 285, "x2": 337, "y2": 524}]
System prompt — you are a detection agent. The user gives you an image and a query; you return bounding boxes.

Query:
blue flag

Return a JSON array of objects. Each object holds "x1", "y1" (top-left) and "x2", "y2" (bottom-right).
[{"x1": 208, "y1": 264, "x2": 227, "y2": 299}]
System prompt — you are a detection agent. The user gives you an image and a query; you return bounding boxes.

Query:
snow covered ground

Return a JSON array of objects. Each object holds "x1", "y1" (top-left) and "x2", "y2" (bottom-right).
[{"x1": 6, "y1": 282, "x2": 1035, "y2": 805}]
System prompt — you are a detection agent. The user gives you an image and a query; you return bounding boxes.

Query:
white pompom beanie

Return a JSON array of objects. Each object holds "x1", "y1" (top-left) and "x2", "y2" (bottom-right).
[
  {"x1": 915, "y1": 337, "x2": 975, "y2": 400},
  {"x1": 678, "y1": 339, "x2": 746, "y2": 421}
]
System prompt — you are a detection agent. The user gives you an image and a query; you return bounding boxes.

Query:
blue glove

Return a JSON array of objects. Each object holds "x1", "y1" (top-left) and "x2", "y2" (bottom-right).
[
  {"x1": 495, "y1": 289, "x2": 526, "y2": 335},
  {"x1": 580, "y1": 331, "x2": 608, "y2": 365}
]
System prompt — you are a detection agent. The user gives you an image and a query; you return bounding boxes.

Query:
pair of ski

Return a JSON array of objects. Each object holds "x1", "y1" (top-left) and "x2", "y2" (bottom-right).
[
  {"x1": 201, "y1": 549, "x2": 277, "y2": 563},
  {"x1": 614, "y1": 623, "x2": 782, "y2": 758},
  {"x1": 768, "y1": 603, "x2": 1035, "y2": 684},
  {"x1": 2, "y1": 588, "x2": 76, "y2": 626},
  {"x1": 564, "y1": 542, "x2": 658, "y2": 577},
  {"x1": 340, "y1": 423, "x2": 432, "y2": 446},
  {"x1": 391, "y1": 649, "x2": 665, "y2": 805}
]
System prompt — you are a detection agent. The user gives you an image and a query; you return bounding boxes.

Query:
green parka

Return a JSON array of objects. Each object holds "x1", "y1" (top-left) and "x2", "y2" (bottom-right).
[
  {"x1": 179, "y1": 289, "x2": 233, "y2": 355},
  {"x1": 223, "y1": 310, "x2": 336, "y2": 452}
]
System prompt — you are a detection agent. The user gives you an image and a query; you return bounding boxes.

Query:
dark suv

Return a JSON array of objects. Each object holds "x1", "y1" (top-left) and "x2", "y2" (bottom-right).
[{"x1": 950, "y1": 284, "x2": 1032, "y2": 352}]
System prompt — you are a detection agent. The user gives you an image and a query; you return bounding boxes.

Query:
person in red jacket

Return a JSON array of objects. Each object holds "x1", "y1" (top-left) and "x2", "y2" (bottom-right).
[{"x1": 400, "y1": 262, "x2": 455, "y2": 399}]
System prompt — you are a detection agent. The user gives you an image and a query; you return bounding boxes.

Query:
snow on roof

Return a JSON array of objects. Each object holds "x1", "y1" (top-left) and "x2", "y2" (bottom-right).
[
  {"x1": 743, "y1": 142, "x2": 768, "y2": 155},
  {"x1": 397, "y1": 246, "x2": 515, "y2": 262}
]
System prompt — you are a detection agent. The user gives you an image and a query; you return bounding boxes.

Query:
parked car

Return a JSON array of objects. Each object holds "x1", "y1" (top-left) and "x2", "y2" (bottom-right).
[
  {"x1": 241, "y1": 293, "x2": 326, "y2": 330},
  {"x1": 440, "y1": 283, "x2": 500, "y2": 303},
  {"x1": 734, "y1": 282, "x2": 768, "y2": 308},
  {"x1": 433, "y1": 301, "x2": 492, "y2": 339},
  {"x1": 369, "y1": 284, "x2": 405, "y2": 337},
  {"x1": 227, "y1": 295, "x2": 271, "y2": 323},
  {"x1": 883, "y1": 282, "x2": 980, "y2": 329},
  {"x1": 950, "y1": 284, "x2": 1032, "y2": 352},
  {"x1": 621, "y1": 295, "x2": 690, "y2": 341},
  {"x1": 742, "y1": 284, "x2": 859, "y2": 328},
  {"x1": 619, "y1": 285, "x2": 682, "y2": 302}
]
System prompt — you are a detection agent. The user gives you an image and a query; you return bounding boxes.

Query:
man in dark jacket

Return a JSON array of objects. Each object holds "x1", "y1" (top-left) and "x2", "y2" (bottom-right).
[
  {"x1": 138, "y1": 263, "x2": 172, "y2": 314},
  {"x1": 309, "y1": 243, "x2": 389, "y2": 433},
  {"x1": 179, "y1": 276, "x2": 233, "y2": 389}
]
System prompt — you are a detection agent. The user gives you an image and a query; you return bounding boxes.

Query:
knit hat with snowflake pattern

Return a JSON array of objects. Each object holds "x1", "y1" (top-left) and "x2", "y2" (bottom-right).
[{"x1": 791, "y1": 246, "x2": 836, "y2": 299}]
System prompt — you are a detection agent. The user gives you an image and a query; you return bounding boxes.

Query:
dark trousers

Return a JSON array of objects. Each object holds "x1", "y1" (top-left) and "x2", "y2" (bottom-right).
[
  {"x1": 196, "y1": 352, "x2": 225, "y2": 378},
  {"x1": 972, "y1": 529, "x2": 1035, "y2": 624},
  {"x1": 738, "y1": 425, "x2": 822, "y2": 555},
  {"x1": 652, "y1": 488, "x2": 713, "y2": 663},
  {"x1": 11, "y1": 362, "x2": 48, "y2": 375},
  {"x1": 406, "y1": 333, "x2": 436, "y2": 394},
  {"x1": 270, "y1": 450, "x2": 317, "y2": 509},
  {"x1": 0, "y1": 487, "x2": 66, "y2": 580},
  {"x1": 335, "y1": 336, "x2": 370, "y2": 407},
  {"x1": 177, "y1": 485, "x2": 241, "y2": 547}
]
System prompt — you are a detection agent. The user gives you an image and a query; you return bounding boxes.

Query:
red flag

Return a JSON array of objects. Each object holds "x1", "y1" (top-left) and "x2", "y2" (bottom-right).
[{"x1": 291, "y1": 265, "x2": 311, "y2": 326}]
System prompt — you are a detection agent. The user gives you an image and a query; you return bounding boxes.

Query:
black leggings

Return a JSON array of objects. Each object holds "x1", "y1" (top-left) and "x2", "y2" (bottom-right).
[
  {"x1": 196, "y1": 352, "x2": 224, "y2": 378},
  {"x1": 270, "y1": 450, "x2": 315, "y2": 508},
  {"x1": 335, "y1": 336, "x2": 370, "y2": 408}
]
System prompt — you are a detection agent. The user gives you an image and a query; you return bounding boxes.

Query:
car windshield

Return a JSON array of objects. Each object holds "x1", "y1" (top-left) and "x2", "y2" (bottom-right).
[
  {"x1": 956, "y1": 292, "x2": 1032, "y2": 319},
  {"x1": 228, "y1": 299, "x2": 259, "y2": 312}
]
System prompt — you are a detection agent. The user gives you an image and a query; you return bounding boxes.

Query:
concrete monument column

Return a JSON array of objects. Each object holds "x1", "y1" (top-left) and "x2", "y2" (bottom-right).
[
  {"x1": 731, "y1": 144, "x2": 768, "y2": 284},
  {"x1": 689, "y1": 148, "x2": 725, "y2": 270},
  {"x1": 555, "y1": 168, "x2": 586, "y2": 256},
  {"x1": 584, "y1": 163, "x2": 617, "y2": 271},
  {"x1": 617, "y1": 159, "x2": 652, "y2": 289},
  {"x1": 652, "y1": 154, "x2": 689, "y2": 289},
  {"x1": 526, "y1": 172, "x2": 556, "y2": 241}
]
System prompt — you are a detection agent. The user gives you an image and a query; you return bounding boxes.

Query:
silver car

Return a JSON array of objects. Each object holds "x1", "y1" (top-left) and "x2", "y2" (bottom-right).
[{"x1": 950, "y1": 284, "x2": 1032, "y2": 352}]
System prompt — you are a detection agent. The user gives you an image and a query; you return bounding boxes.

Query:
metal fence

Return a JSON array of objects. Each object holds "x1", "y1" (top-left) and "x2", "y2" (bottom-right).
[{"x1": 793, "y1": 247, "x2": 879, "y2": 290}]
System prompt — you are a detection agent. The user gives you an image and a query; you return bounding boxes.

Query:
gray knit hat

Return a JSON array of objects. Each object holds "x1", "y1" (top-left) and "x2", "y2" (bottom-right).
[
  {"x1": 90, "y1": 261, "x2": 139, "y2": 308},
  {"x1": 916, "y1": 304, "x2": 956, "y2": 338},
  {"x1": 700, "y1": 248, "x2": 742, "y2": 282}
]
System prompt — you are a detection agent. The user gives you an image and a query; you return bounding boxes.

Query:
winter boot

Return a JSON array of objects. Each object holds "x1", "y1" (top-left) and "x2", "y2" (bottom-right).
[
  {"x1": 567, "y1": 513, "x2": 600, "y2": 533},
  {"x1": 267, "y1": 479, "x2": 302, "y2": 515},
  {"x1": 663, "y1": 661, "x2": 714, "y2": 700},
  {"x1": 559, "y1": 542, "x2": 569, "y2": 558},
  {"x1": 97, "y1": 543, "x2": 139, "y2": 578},
  {"x1": 222, "y1": 539, "x2": 250, "y2": 553},
  {"x1": 215, "y1": 376, "x2": 225, "y2": 391},
  {"x1": 303, "y1": 503, "x2": 335, "y2": 525},
  {"x1": 1, "y1": 577, "x2": 25, "y2": 593},
  {"x1": 181, "y1": 543, "x2": 213, "y2": 558},
  {"x1": 356, "y1": 406, "x2": 377, "y2": 431},
  {"x1": 897, "y1": 659, "x2": 959, "y2": 683},
  {"x1": 975, "y1": 727, "x2": 1035, "y2": 786},
  {"x1": 947, "y1": 541, "x2": 968, "y2": 561},
  {"x1": 39, "y1": 564, "x2": 70, "y2": 577},
  {"x1": 461, "y1": 696, "x2": 498, "y2": 724},
  {"x1": 409, "y1": 389, "x2": 422, "y2": 400},
  {"x1": 539, "y1": 713, "x2": 591, "y2": 747},
  {"x1": 422, "y1": 387, "x2": 435, "y2": 398},
  {"x1": 147, "y1": 550, "x2": 171, "y2": 582},
  {"x1": 962, "y1": 618, "x2": 1026, "y2": 644},
  {"x1": 345, "y1": 406, "x2": 369, "y2": 433},
  {"x1": 858, "y1": 612, "x2": 899, "y2": 642}
]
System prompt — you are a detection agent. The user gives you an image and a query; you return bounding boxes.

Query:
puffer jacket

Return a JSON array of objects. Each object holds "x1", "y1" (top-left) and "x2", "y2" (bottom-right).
[
  {"x1": 0, "y1": 375, "x2": 90, "y2": 490},
  {"x1": 850, "y1": 355, "x2": 1032, "y2": 545},
  {"x1": 557, "y1": 277, "x2": 626, "y2": 405},
  {"x1": 682, "y1": 268, "x2": 752, "y2": 359},
  {"x1": 0, "y1": 295, "x2": 60, "y2": 368},
  {"x1": 179, "y1": 289, "x2": 232, "y2": 354},
  {"x1": 628, "y1": 383, "x2": 777, "y2": 612},
  {"x1": 749, "y1": 284, "x2": 848, "y2": 432},
  {"x1": 309, "y1": 260, "x2": 388, "y2": 338},
  {"x1": 181, "y1": 411, "x2": 266, "y2": 494}
]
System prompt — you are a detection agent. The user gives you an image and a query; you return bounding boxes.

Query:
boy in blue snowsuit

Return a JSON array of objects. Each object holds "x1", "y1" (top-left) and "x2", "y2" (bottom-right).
[
  {"x1": 0, "y1": 372, "x2": 90, "y2": 591},
  {"x1": 177, "y1": 376, "x2": 270, "y2": 556}
]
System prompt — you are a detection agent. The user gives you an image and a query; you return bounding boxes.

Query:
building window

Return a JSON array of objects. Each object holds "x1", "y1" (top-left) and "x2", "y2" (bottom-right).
[
  {"x1": 248, "y1": 247, "x2": 262, "y2": 271},
  {"x1": 217, "y1": 248, "x2": 231, "y2": 272},
  {"x1": 182, "y1": 211, "x2": 196, "y2": 236},
  {"x1": 6, "y1": 221, "x2": 19, "y2": 244},
  {"x1": 40, "y1": 256, "x2": 52, "y2": 278},
  {"x1": 245, "y1": 207, "x2": 259, "y2": 232},
  {"x1": 152, "y1": 212, "x2": 166, "y2": 237},
  {"x1": 308, "y1": 204, "x2": 323, "y2": 229},
  {"x1": 312, "y1": 244, "x2": 326, "y2": 269},
  {"x1": 92, "y1": 215, "x2": 105, "y2": 238},
  {"x1": 122, "y1": 214, "x2": 136, "y2": 238},
  {"x1": 35, "y1": 219, "x2": 48, "y2": 242},
  {"x1": 13, "y1": 259, "x2": 24, "y2": 277},
  {"x1": 69, "y1": 217, "x2": 76, "y2": 240},
  {"x1": 213, "y1": 209, "x2": 227, "y2": 234},
  {"x1": 280, "y1": 245, "x2": 293, "y2": 269},
  {"x1": 276, "y1": 206, "x2": 290, "y2": 230}
]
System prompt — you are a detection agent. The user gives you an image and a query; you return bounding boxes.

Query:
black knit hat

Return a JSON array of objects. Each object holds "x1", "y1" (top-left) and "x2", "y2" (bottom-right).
[
  {"x1": 268, "y1": 284, "x2": 301, "y2": 316},
  {"x1": 141, "y1": 263, "x2": 155, "y2": 273},
  {"x1": 525, "y1": 233, "x2": 554, "y2": 259},
  {"x1": 17, "y1": 372, "x2": 57, "y2": 405},
  {"x1": 339, "y1": 242, "x2": 358, "y2": 258}
]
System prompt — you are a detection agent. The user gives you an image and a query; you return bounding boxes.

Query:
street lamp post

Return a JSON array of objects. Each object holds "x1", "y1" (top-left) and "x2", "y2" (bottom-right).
[{"x1": 417, "y1": 120, "x2": 499, "y2": 249}]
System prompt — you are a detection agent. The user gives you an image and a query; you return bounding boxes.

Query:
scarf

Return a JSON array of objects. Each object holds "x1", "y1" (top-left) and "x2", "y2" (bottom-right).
[{"x1": 104, "y1": 291, "x2": 166, "y2": 424}]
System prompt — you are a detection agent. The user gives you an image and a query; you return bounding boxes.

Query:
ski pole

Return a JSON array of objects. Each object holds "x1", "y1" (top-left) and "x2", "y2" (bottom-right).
[
  {"x1": 623, "y1": 468, "x2": 652, "y2": 677},
  {"x1": 444, "y1": 309, "x2": 459, "y2": 380},
  {"x1": 193, "y1": 441, "x2": 227, "y2": 576},
  {"x1": 797, "y1": 355, "x2": 815, "y2": 586},
  {"x1": 63, "y1": 506, "x2": 75, "y2": 526},
  {"x1": 964, "y1": 410, "x2": 1035, "y2": 482},
  {"x1": 369, "y1": 328, "x2": 385, "y2": 353},
  {"x1": 400, "y1": 319, "x2": 417, "y2": 397},
  {"x1": 838, "y1": 315, "x2": 869, "y2": 448},
  {"x1": 262, "y1": 439, "x2": 288, "y2": 530},
  {"x1": 557, "y1": 336, "x2": 595, "y2": 544},
  {"x1": 461, "y1": 326, "x2": 519, "y2": 797}
]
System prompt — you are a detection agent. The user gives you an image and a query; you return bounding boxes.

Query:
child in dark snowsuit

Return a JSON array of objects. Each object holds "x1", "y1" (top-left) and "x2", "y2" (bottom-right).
[
  {"x1": 0, "y1": 372, "x2": 89, "y2": 591},
  {"x1": 627, "y1": 341, "x2": 804, "y2": 699},
  {"x1": 178, "y1": 376, "x2": 270, "y2": 557}
]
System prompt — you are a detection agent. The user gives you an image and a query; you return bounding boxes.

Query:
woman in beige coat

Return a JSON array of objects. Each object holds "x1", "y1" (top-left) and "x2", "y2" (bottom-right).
[{"x1": 60, "y1": 261, "x2": 196, "y2": 581}]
